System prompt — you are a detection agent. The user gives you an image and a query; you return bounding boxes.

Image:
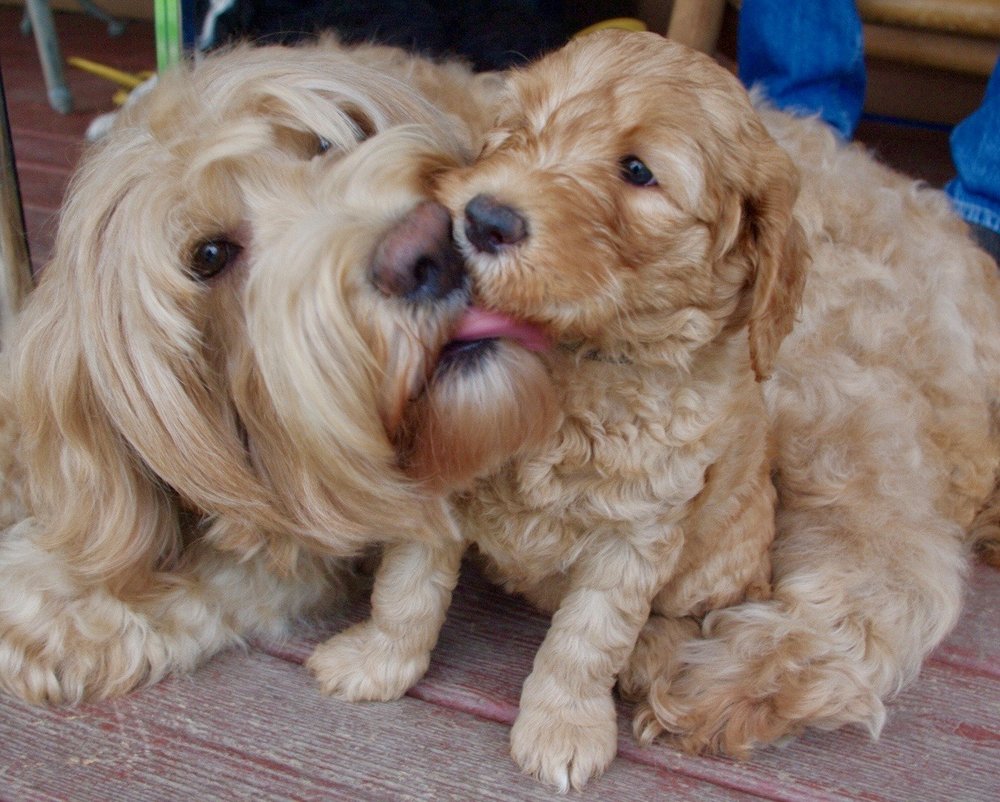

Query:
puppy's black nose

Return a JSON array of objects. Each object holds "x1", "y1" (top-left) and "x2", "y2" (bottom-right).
[
  {"x1": 464, "y1": 194, "x2": 528, "y2": 254},
  {"x1": 372, "y1": 201, "x2": 465, "y2": 301}
]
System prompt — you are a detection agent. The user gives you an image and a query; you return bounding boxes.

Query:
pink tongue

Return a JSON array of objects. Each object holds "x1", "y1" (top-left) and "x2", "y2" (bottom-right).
[{"x1": 452, "y1": 307, "x2": 549, "y2": 352}]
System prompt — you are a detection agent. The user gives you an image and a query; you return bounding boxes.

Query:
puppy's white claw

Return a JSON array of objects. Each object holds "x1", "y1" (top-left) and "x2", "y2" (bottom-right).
[
  {"x1": 307, "y1": 620, "x2": 429, "y2": 703},
  {"x1": 509, "y1": 696, "x2": 618, "y2": 791}
]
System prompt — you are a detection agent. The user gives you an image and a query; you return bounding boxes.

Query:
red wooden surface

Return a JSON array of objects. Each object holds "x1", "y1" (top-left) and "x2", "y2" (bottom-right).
[
  {"x1": 2, "y1": 647, "x2": 739, "y2": 802},
  {"x1": 1, "y1": 561, "x2": 996, "y2": 801},
  {"x1": 1, "y1": 8, "x2": 998, "y2": 801},
  {"x1": 257, "y1": 562, "x2": 1000, "y2": 802}
]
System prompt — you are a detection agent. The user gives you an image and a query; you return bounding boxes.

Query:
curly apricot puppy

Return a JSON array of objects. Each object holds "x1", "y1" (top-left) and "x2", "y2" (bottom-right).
[
  {"x1": 0, "y1": 41, "x2": 557, "y2": 705},
  {"x1": 438, "y1": 31, "x2": 806, "y2": 789},
  {"x1": 444, "y1": 29, "x2": 1000, "y2": 784}
]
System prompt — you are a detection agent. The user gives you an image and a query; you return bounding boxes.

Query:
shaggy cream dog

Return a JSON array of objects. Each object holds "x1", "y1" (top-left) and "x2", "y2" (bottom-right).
[
  {"x1": 0, "y1": 40, "x2": 557, "y2": 705},
  {"x1": 431, "y1": 30, "x2": 1000, "y2": 789}
]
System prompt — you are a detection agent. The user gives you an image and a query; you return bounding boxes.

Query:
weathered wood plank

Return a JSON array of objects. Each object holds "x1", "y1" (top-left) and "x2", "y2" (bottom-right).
[
  {"x1": 0, "y1": 649, "x2": 751, "y2": 802},
  {"x1": 13, "y1": 161, "x2": 71, "y2": 212},
  {"x1": 8, "y1": 129, "x2": 81, "y2": 176},
  {"x1": 259, "y1": 561, "x2": 1000, "y2": 802}
]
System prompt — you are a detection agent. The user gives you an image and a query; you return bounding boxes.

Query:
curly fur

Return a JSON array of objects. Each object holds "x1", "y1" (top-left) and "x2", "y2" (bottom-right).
[
  {"x1": 431, "y1": 30, "x2": 1000, "y2": 786},
  {"x1": 630, "y1": 77, "x2": 1000, "y2": 758},
  {"x1": 432, "y1": 30, "x2": 808, "y2": 789}
]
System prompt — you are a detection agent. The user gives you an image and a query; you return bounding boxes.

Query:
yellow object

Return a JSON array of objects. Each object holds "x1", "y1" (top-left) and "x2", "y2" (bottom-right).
[
  {"x1": 67, "y1": 57, "x2": 153, "y2": 90},
  {"x1": 574, "y1": 17, "x2": 648, "y2": 38}
]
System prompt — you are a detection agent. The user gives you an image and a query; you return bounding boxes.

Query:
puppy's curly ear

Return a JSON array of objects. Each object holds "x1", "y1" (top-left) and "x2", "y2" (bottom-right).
[{"x1": 743, "y1": 136, "x2": 808, "y2": 381}]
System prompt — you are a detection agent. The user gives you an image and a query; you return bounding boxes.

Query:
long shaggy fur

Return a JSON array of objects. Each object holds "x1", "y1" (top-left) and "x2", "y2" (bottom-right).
[
  {"x1": 0, "y1": 40, "x2": 555, "y2": 704},
  {"x1": 434, "y1": 30, "x2": 1000, "y2": 785}
]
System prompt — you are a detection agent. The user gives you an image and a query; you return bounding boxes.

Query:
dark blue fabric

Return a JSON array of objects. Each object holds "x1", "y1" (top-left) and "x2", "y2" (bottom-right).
[{"x1": 738, "y1": 0, "x2": 999, "y2": 237}]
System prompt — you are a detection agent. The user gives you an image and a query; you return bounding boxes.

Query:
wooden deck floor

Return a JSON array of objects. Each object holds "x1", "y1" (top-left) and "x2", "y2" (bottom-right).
[{"x1": 2, "y1": 8, "x2": 999, "y2": 801}]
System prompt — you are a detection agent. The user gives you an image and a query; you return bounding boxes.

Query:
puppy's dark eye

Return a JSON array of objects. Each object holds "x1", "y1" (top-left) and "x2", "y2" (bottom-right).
[
  {"x1": 189, "y1": 238, "x2": 242, "y2": 280},
  {"x1": 316, "y1": 136, "x2": 332, "y2": 155},
  {"x1": 620, "y1": 156, "x2": 657, "y2": 187}
]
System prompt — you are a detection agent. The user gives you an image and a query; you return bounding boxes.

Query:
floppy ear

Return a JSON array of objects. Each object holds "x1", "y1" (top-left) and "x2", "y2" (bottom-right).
[
  {"x1": 742, "y1": 137, "x2": 808, "y2": 381},
  {"x1": 8, "y1": 277, "x2": 182, "y2": 587},
  {"x1": 6, "y1": 152, "x2": 287, "y2": 586}
]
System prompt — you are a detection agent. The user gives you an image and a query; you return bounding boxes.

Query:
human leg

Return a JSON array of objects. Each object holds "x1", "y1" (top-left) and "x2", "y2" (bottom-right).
[
  {"x1": 946, "y1": 59, "x2": 1000, "y2": 263},
  {"x1": 737, "y1": 0, "x2": 865, "y2": 138}
]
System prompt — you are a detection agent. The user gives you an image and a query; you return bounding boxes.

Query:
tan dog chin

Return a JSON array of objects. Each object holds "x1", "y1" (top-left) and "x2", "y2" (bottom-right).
[
  {"x1": 0, "y1": 39, "x2": 557, "y2": 705},
  {"x1": 437, "y1": 29, "x2": 1000, "y2": 787}
]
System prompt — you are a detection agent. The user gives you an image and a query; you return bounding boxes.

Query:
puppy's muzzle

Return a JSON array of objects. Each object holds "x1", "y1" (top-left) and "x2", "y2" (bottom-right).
[
  {"x1": 464, "y1": 194, "x2": 529, "y2": 254},
  {"x1": 373, "y1": 201, "x2": 466, "y2": 301}
]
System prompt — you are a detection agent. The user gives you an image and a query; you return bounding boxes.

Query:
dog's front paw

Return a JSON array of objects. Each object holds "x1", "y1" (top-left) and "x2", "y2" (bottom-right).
[
  {"x1": 0, "y1": 638, "x2": 90, "y2": 704},
  {"x1": 0, "y1": 532, "x2": 180, "y2": 704},
  {"x1": 307, "y1": 620, "x2": 429, "y2": 702},
  {"x1": 0, "y1": 609, "x2": 167, "y2": 704},
  {"x1": 509, "y1": 694, "x2": 618, "y2": 792}
]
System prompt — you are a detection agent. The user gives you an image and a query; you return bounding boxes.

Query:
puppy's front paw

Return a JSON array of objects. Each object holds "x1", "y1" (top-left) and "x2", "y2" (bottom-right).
[
  {"x1": 509, "y1": 694, "x2": 618, "y2": 792},
  {"x1": 307, "y1": 620, "x2": 429, "y2": 702}
]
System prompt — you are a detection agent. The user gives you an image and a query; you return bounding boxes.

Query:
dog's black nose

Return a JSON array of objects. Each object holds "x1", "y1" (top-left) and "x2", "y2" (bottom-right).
[
  {"x1": 464, "y1": 194, "x2": 528, "y2": 254},
  {"x1": 372, "y1": 201, "x2": 465, "y2": 301}
]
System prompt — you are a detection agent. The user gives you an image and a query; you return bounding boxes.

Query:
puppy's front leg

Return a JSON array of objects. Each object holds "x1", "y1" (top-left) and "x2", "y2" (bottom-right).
[
  {"x1": 308, "y1": 513, "x2": 464, "y2": 702},
  {"x1": 511, "y1": 536, "x2": 680, "y2": 791}
]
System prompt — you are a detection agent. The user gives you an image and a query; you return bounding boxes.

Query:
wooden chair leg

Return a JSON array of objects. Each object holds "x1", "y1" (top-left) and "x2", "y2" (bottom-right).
[{"x1": 666, "y1": 0, "x2": 727, "y2": 53}]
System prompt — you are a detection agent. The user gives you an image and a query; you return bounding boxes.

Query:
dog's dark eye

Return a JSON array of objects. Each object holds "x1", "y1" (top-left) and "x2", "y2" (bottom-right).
[
  {"x1": 620, "y1": 156, "x2": 657, "y2": 187},
  {"x1": 316, "y1": 136, "x2": 332, "y2": 155},
  {"x1": 189, "y1": 238, "x2": 242, "y2": 280}
]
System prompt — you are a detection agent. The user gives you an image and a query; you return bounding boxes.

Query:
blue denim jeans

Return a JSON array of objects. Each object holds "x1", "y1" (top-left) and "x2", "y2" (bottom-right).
[
  {"x1": 737, "y1": 0, "x2": 866, "y2": 139},
  {"x1": 737, "y1": 0, "x2": 1000, "y2": 237},
  {"x1": 946, "y1": 65, "x2": 1000, "y2": 235}
]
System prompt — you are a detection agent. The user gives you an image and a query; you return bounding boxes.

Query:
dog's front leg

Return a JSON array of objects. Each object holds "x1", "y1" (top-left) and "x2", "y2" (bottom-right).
[
  {"x1": 0, "y1": 519, "x2": 335, "y2": 704},
  {"x1": 308, "y1": 519, "x2": 465, "y2": 703},
  {"x1": 510, "y1": 534, "x2": 681, "y2": 791}
]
